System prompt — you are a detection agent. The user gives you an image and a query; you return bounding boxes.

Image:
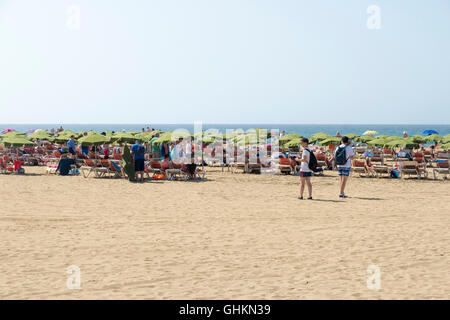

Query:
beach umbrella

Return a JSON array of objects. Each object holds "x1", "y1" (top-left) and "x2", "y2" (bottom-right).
[
  {"x1": 113, "y1": 132, "x2": 139, "y2": 143},
  {"x1": 1, "y1": 136, "x2": 35, "y2": 147},
  {"x1": 318, "y1": 136, "x2": 342, "y2": 146},
  {"x1": 285, "y1": 138, "x2": 302, "y2": 148},
  {"x1": 441, "y1": 142, "x2": 450, "y2": 150},
  {"x1": 344, "y1": 133, "x2": 360, "y2": 139},
  {"x1": 153, "y1": 131, "x2": 174, "y2": 145},
  {"x1": 363, "y1": 130, "x2": 378, "y2": 136},
  {"x1": 423, "y1": 130, "x2": 439, "y2": 135},
  {"x1": 1, "y1": 128, "x2": 15, "y2": 134},
  {"x1": 354, "y1": 135, "x2": 374, "y2": 143},
  {"x1": 443, "y1": 134, "x2": 450, "y2": 143},
  {"x1": 28, "y1": 130, "x2": 51, "y2": 140},
  {"x1": 1, "y1": 131, "x2": 25, "y2": 137},
  {"x1": 280, "y1": 133, "x2": 302, "y2": 145},
  {"x1": 309, "y1": 132, "x2": 330, "y2": 142},
  {"x1": 409, "y1": 135, "x2": 427, "y2": 144},
  {"x1": 425, "y1": 134, "x2": 442, "y2": 143},
  {"x1": 122, "y1": 144, "x2": 135, "y2": 182},
  {"x1": 78, "y1": 132, "x2": 111, "y2": 146},
  {"x1": 134, "y1": 132, "x2": 153, "y2": 142},
  {"x1": 367, "y1": 138, "x2": 388, "y2": 147},
  {"x1": 385, "y1": 138, "x2": 418, "y2": 149}
]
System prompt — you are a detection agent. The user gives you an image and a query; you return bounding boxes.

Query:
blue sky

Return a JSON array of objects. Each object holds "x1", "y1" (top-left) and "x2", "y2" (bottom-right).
[{"x1": 0, "y1": 0, "x2": 449, "y2": 124}]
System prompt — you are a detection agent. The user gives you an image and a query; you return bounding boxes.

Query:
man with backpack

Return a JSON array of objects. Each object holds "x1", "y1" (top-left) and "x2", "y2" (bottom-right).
[
  {"x1": 131, "y1": 140, "x2": 146, "y2": 182},
  {"x1": 297, "y1": 137, "x2": 317, "y2": 200},
  {"x1": 334, "y1": 136, "x2": 355, "y2": 198}
]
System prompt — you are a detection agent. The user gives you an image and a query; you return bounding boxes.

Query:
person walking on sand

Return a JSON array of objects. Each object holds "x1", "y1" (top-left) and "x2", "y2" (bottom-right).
[
  {"x1": 334, "y1": 136, "x2": 354, "y2": 198},
  {"x1": 297, "y1": 138, "x2": 313, "y2": 200}
]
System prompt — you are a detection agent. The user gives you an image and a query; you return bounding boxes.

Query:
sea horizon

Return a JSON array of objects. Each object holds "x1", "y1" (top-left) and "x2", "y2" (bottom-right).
[{"x1": 1, "y1": 124, "x2": 449, "y2": 137}]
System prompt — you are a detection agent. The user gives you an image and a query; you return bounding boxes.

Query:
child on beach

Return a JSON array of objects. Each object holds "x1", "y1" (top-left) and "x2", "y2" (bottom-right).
[
  {"x1": 334, "y1": 136, "x2": 355, "y2": 198},
  {"x1": 298, "y1": 138, "x2": 313, "y2": 200}
]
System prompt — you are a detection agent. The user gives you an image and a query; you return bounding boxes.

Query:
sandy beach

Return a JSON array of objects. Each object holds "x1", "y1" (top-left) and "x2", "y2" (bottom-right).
[{"x1": 0, "y1": 166, "x2": 449, "y2": 299}]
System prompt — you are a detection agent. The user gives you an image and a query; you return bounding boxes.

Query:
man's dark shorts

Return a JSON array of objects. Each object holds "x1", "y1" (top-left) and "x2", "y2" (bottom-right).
[{"x1": 135, "y1": 159, "x2": 145, "y2": 172}]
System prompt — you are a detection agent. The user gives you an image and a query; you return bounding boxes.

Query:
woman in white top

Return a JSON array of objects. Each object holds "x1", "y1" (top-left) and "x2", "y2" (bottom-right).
[{"x1": 297, "y1": 138, "x2": 313, "y2": 200}]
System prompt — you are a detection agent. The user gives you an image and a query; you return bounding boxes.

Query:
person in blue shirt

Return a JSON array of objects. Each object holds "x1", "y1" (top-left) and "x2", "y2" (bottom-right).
[
  {"x1": 131, "y1": 140, "x2": 146, "y2": 182},
  {"x1": 67, "y1": 136, "x2": 76, "y2": 156}
]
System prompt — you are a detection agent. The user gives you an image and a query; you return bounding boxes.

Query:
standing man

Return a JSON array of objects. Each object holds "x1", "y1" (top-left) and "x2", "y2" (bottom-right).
[
  {"x1": 67, "y1": 135, "x2": 76, "y2": 156},
  {"x1": 150, "y1": 132, "x2": 160, "y2": 159},
  {"x1": 334, "y1": 136, "x2": 354, "y2": 198},
  {"x1": 131, "y1": 140, "x2": 146, "y2": 182},
  {"x1": 160, "y1": 139, "x2": 170, "y2": 160},
  {"x1": 297, "y1": 138, "x2": 313, "y2": 200}
]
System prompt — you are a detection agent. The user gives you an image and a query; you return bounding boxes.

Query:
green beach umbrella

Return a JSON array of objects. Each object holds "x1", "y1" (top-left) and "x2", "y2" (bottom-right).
[
  {"x1": 318, "y1": 136, "x2": 342, "y2": 146},
  {"x1": 385, "y1": 138, "x2": 418, "y2": 149},
  {"x1": 285, "y1": 138, "x2": 302, "y2": 148},
  {"x1": 28, "y1": 130, "x2": 51, "y2": 140},
  {"x1": 280, "y1": 133, "x2": 302, "y2": 145},
  {"x1": 122, "y1": 144, "x2": 135, "y2": 182},
  {"x1": 310, "y1": 132, "x2": 330, "y2": 142},
  {"x1": 344, "y1": 133, "x2": 360, "y2": 139},
  {"x1": 409, "y1": 135, "x2": 427, "y2": 144},
  {"x1": 425, "y1": 134, "x2": 443, "y2": 143},
  {"x1": 113, "y1": 132, "x2": 139, "y2": 143},
  {"x1": 1, "y1": 136, "x2": 35, "y2": 147},
  {"x1": 78, "y1": 132, "x2": 110, "y2": 146},
  {"x1": 367, "y1": 138, "x2": 388, "y2": 147},
  {"x1": 355, "y1": 135, "x2": 374, "y2": 143},
  {"x1": 1, "y1": 131, "x2": 26, "y2": 138}
]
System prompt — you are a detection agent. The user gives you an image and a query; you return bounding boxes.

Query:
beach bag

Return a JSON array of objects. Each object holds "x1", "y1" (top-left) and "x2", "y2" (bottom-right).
[
  {"x1": 335, "y1": 146, "x2": 347, "y2": 165},
  {"x1": 137, "y1": 145, "x2": 145, "y2": 157},
  {"x1": 305, "y1": 149, "x2": 319, "y2": 172}
]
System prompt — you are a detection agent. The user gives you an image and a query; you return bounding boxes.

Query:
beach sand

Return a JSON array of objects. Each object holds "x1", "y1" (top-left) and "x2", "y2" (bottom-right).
[{"x1": 0, "y1": 166, "x2": 449, "y2": 299}]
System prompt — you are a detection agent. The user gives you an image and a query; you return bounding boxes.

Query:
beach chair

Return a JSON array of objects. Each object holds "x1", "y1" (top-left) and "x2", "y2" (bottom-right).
[
  {"x1": 80, "y1": 159, "x2": 100, "y2": 178},
  {"x1": 315, "y1": 153, "x2": 327, "y2": 170},
  {"x1": 433, "y1": 160, "x2": 449, "y2": 180},
  {"x1": 245, "y1": 162, "x2": 262, "y2": 174},
  {"x1": 45, "y1": 160, "x2": 59, "y2": 174},
  {"x1": 371, "y1": 151, "x2": 384, "y2": 165},
  {"x1": 400, "y1": 161, "x2": 425, "y2": 179},
  {"x1": 373, "y1": 165, "x2": 391, "y2": 178},
  {"x1": 165, "y1": 168, "x2": 187, "y2": 181},
  {"x1": 109, "y1": 160, "x2": 124, "y2": 178},
  {"x1": 351, "y1": 159, "x2": 369, "y2": 177},
  {"x1": 146, "y1": 160, "x2": 163, "y2": 178},
  {"x1": 274, "y1": 157, "x2": 292, "y2": 175},
  {"x1": 0, "y1": 158, "x2": 7, "y2": 174},
  {"x1": 413, "y1": 152, "x2": 425, "y2": 164},
  {"x1": 382, "y1": 149, "x2": 394, "y2": 159},
  {"x1": 231, "y1": 161, "x2": 246, "y2": 174}
]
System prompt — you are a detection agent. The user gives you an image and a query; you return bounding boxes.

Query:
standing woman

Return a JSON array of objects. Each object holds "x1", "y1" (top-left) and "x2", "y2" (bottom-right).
[{"x1": 298, "y1": 138, "x2": 313, "y2": 200}]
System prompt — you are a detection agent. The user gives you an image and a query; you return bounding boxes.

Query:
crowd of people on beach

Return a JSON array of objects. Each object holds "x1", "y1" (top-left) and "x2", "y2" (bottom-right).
[{"x1": 1, "y1": 127, "x2": 449, "y2": 199}]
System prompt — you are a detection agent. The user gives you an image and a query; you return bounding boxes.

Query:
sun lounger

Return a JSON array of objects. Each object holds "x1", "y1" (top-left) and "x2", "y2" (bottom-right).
[
  {"x1": 146, "y1": 160, "x2": 163, "y2": 178},
  {"x1": 433, "y1": 160, "x2": 449, "y2": 180},
  {"x1": 373, "y1": 165, "x2": 391, "y2": 178},
  {"x1": 275, "y1": 158, "x2": 292, "y2": 175},
  {"x1": 400, "y1": 161, "x2": 426, "y2": 179},
  {"x1": 80, "y1": 159, "x2": 103, "y2": 178},
  {"x1": 382, "y1": 148, "x2": 394, "y2": 159},
  {"x1": 352, "y1": 159, "x2": 369, "y2": 177},
  {"x1": 370, "y1": 152, "x2": 384, "y2": 165}
]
